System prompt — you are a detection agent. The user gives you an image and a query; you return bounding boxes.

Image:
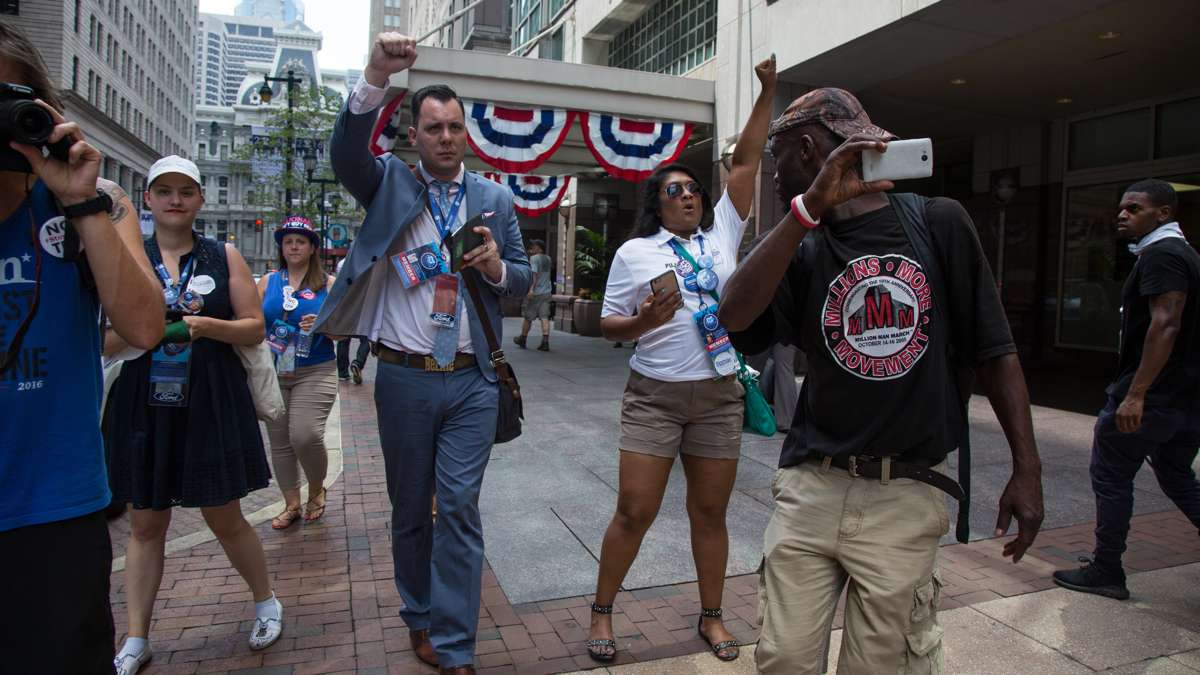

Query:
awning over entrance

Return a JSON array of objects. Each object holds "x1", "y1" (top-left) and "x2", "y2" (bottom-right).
[
  {"x1": 776, "y1": 0, "x2": 1199, "y2": 140},
  {"x1": 369, "y1": 46, "x2": 717, "y2": 177}
]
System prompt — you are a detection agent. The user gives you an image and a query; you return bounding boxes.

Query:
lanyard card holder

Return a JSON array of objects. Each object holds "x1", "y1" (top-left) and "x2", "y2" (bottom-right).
[
  {"x1": 392, "y1": 241, "x2": 447, "y2": 289},
  {"x1": 149, "y1": 343, "x2": 192, "y2": 407},
  {"x1": 266, "y1": 319, "x2": 296, "y2": 355},
  {"x1": 276, "y1": 342, "x2": 298, "y2": 377},
  {"x1": 693, "y1": 305, "x2": 739, "y2": 376},
  {"x1": 430, "y1": 273, "x2": 459, "y2": 328}
]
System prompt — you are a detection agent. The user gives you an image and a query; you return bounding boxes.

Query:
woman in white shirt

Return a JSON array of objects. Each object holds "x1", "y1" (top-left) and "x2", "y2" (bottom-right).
[{"x1": 585, "y1": 57, "x2": 777, "y2": 664}]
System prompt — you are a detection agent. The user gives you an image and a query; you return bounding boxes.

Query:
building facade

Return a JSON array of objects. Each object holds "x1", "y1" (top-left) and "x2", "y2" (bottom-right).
[
  {"x1": 407, "y1": 0, "x2": 510, "y2": 51},
  {"x1": 3, "y1": 0, "x2": 198, "y2": 195},
  {"x1": 368, "y1": 0, "x2": 411, "y2": 44},
  {"x1": 235, "y1": 0, "x2": 304, "y2": 24}
]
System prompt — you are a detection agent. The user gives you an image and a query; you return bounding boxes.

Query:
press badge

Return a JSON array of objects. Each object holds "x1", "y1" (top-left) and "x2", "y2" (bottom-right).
[
  {"x1": 430, "y1": 274, "x2": 459, "y2": 328},
  {"x1": 693, "y1": 305, "x2": 739, "y2": 376},
  {"x1": 149, "y1": 342, "x2": 191, "y2": 407},
  {"x1": 266, "y1": 319, "x2": 296, "y2": 355},
  {"x1": 392, "y1": 241, "x2": 447, "y2": 289},
  {"x1": 276, "y1": 342, "x2": 297, "y2": 377}
]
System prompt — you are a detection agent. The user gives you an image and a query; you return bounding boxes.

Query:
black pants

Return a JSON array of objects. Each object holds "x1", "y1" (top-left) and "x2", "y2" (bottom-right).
[
  {"x1": 1091, "y1": 397, "x2": 1200, "y2": 576},
  {"x1": 336, "y1": 337, "x2": 371, "y2": 378},
  {"x1": 0, "y1": 509, "x2": 115, "y2": 674}
]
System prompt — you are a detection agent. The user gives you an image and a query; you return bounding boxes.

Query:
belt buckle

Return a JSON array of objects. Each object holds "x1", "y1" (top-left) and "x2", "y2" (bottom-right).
[
  {"x1": 847, "y1": 455, "x2": 860, "y2": 477},
  {"x1": 424, "y1": 355, "x2": 455, "y2": 372}
]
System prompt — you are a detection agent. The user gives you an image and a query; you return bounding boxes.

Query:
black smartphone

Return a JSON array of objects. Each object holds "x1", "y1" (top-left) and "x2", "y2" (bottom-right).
[{"x1": 448, "y1": 215, "x2": 487, "y2": 273}]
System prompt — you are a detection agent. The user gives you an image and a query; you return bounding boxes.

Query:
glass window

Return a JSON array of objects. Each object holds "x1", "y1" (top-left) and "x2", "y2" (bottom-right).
[
  {"x1": 1156, "y1": 97, "x2": 1200, "y2": 159},
  {"x1": 1068, "y1": 108, "x2": 1151, "y2": 171},
  {"x1": 610, "y1": 0, "x2": 716, "y2": 75}
]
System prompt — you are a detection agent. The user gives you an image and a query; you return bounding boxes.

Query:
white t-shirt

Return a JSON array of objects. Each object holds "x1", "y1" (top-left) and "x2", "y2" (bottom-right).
[{"x1": 601, "y1": 192, "x2": 749, "y2": 382}]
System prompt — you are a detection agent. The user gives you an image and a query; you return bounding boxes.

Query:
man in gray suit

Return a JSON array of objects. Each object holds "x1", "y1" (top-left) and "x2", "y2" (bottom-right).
[{"x1": 314, "y1": 33, "x2": 531, "y2": 675}]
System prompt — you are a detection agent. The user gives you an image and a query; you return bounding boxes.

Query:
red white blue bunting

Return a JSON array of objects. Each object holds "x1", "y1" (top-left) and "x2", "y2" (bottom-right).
[
  {"x1": 465, "y1": 100, "x2": 575, "y2": 174},
  {"x1": 369, "y1": 92, "x2": 407, "y2": 157},
  {"x1": 579, "y1": 113, "x2": 693, "y2": 182},
  {"x1": 484, "y1": 172, "x2": 572, "y2": 216}
]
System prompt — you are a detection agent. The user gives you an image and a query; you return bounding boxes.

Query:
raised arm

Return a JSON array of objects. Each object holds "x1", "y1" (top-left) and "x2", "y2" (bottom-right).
[
  {"x1": 331, "y1": 32, "x2": 418, "y2": 207},
  {"x1": 725, "y1": 56, "x2": 777, "y2": 219},
  {"x1": 12, "y1": 104, "x2": 164, "y2": 350}
]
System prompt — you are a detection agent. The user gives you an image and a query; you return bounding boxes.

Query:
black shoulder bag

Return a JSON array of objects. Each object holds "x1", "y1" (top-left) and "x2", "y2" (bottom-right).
[
  {"x1": 461, "y1": 268, "x2": 524, "y2": 443},
  {"x1": 889, "y1": 193, "x2": 973, "y2": 544}
]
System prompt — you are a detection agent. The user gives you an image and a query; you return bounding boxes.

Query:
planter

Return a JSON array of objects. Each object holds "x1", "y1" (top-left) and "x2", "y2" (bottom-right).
[
  {"x1": 552, "y1": 295, "x2": 576, "y2": 333},
  {"x1": 573, "y1": 299, "x2": 602, "y2": 337}
]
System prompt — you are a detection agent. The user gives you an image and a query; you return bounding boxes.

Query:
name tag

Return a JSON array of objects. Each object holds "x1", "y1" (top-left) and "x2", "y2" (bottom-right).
[
  {"x1": 693, "y1": 305, "x2": 738, "y2": 376},
  {"x1": 392, "y1": 241, "x2": 447, "y2": 289},
  {"x1": 148, "y1": 343, "x2": 191, "y2": 407}
]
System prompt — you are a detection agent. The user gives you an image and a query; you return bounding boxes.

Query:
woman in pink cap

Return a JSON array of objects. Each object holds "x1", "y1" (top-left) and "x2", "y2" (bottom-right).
[{"x1": 257, "y1": 216, "x2": 338, "y2": 529}]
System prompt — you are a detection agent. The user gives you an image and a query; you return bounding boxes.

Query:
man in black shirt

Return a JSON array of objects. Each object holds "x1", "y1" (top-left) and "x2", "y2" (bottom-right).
[
  {"x1": 719, "y1": 89, "x2": 1044, "y2": 674},
  {"x1": 1054, "y1": 179, "x2": 1200, "y2": 600}
]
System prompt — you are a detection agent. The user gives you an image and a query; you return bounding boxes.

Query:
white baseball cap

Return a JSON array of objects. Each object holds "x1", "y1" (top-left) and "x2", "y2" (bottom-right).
[{"x1": 147, "y1": 155, "x2": 202, "y2": 188}]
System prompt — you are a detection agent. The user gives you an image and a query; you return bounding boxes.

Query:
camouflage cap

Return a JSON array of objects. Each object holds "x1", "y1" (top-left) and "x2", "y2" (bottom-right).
[{"x1": 767, "y1": 87, "x2": 896, "y2": 141}]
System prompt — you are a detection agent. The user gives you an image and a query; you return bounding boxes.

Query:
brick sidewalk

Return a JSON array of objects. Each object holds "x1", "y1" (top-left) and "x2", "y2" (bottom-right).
[{"x1": 114, "y1": 374, "x2": 1200, "y2": 675}]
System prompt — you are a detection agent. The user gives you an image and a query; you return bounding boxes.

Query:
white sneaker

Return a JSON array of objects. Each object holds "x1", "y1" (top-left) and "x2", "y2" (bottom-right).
[
  {"x1": 113, "y1": 646, "x2": 152, "y2": 675},
  {"x1": 248, "y1": 597, "x2": 284, "y2": 651}
]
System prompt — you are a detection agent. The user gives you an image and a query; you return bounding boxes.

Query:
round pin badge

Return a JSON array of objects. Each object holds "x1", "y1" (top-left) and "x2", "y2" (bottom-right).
[
  {"x1": 188, "y1": 275, "x2": 216, "y2": 295},
  {"x1": 675, "y1": 259, "x2": 694, "y2": 277},
  {"x1": 299, "y1": 289, "x2": 316, "y2": 300},
  {"x1": 698, "y1": 254, "x2": 715, "y2": 269},
  {"x1": 697, "y1": 268, "x2": 719, "y2": 292},
  {"x1": 181, "y1": 290, "x2": 205, "y2": 314},
  {"x1": 283, "y1": 297, "x2": 299, "y2": 311},
  {"x1": 38, "y1": 216, "x2": 74, "y2": 259},
  {"x1": 163, "y1": 287, "x2": 179, "y2": 305},
  {"x1": 684, "y1": 275, "x2": 700, "y2": 293}
]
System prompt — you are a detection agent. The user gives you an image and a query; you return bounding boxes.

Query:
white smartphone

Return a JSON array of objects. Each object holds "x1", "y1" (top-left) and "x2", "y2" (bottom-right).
[{"x1": 861, "y1": 138, "x2": 933, "y2": 182}]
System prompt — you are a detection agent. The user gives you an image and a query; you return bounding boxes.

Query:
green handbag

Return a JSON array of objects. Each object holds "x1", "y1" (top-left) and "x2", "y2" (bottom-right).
[{"x1": 670, "y1": 244, "x2": 777, "y2": 437}]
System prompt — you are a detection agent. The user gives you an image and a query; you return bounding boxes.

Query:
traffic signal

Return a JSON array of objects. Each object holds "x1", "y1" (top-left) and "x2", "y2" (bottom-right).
[{"x1": 254, "y1": 218, "x2": 264, "y2": 232}]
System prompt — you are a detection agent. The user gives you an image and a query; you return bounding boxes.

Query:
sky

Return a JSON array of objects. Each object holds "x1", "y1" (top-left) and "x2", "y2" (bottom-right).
[{"x1": 199, "y1": 0, "x2": 371, "y2": 72}]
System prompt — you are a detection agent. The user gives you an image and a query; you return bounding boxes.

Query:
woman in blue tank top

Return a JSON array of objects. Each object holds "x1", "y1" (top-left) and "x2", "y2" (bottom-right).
[{"x1": 256, "y1": 217, "x2": 338, "y2": 529}]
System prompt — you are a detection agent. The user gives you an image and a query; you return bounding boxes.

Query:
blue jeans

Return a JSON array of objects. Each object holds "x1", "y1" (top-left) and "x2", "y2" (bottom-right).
[
  {"x1": 1091, "y1": 397, "x2": 1200, "y2": 576},
  {"x1": 374, "y1": 361, "x2": 498, "y2": 667}
]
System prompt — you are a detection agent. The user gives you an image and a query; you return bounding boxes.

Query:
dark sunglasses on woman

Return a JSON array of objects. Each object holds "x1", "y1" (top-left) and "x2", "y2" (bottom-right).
[{"x1": 664, "y1": 181, "x2": 701, "y2": 199}]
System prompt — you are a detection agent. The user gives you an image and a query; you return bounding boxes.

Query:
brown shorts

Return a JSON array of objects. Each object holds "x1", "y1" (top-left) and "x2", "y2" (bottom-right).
[{"x1": 619, "y1": 370, "x2": 744, "y2": 459}]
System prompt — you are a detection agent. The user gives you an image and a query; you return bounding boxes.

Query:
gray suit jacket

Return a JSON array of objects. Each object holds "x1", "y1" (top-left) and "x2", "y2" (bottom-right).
[{"x1": 313, "y1": 101, "x2": 532, "y2": 382}]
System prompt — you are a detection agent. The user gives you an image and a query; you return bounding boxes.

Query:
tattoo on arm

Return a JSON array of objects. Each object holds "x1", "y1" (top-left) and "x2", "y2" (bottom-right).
[{"x1": 97, "y1": 179, "x2": 131, "y2": 223}]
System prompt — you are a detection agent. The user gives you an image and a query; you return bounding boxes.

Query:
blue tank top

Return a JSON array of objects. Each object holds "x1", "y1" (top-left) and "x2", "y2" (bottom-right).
[
  {"x1": 0, "y1": 181, "x2": 109, "y2": 532},
  {"x1": 261, "y1": 269, "x2": 335, "y2": 367}
]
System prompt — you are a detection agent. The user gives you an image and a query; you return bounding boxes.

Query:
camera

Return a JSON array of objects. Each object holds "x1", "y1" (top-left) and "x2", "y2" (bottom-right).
[{"x1": 0, "y1": 82, "x2": 71, "y2": 166}]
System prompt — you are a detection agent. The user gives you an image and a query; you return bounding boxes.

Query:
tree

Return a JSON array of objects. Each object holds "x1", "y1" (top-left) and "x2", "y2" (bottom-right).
[{"x1": 235, "y1": 86, "x2": 345, "y2": 228}]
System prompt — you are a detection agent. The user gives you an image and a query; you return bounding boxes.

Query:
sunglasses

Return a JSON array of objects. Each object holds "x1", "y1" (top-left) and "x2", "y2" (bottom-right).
[{"x1": 663, "y1": 181, "x2": 701, "y2": 199}]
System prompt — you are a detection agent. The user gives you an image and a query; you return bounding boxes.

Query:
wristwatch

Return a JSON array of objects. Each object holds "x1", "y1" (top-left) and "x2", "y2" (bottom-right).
[{"x1": 62, "y1": 190, "x2": 113, "y2": 219}]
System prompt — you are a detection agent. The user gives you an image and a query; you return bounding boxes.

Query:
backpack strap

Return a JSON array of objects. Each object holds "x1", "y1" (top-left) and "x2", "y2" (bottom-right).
[{"x1": 888, "y1": 193, "x2": 972, "y2": 545}]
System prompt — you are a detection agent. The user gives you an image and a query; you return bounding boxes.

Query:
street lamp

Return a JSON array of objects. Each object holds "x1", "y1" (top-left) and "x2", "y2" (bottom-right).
[
  {"x1": 304, "y1": 147, "x2": 340, "y2": 269},
  {"x1": 257, "y1": 70, "x2": 304, "y2": 217}
]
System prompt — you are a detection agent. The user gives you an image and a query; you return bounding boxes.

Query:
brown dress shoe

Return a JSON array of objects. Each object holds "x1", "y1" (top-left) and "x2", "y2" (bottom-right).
[
  {"x1": 409, "y1": 629, "x2": 438, "y2": 667},
  {"x1": 439, "y1": 667, "x2": 476, "y2": 674}
]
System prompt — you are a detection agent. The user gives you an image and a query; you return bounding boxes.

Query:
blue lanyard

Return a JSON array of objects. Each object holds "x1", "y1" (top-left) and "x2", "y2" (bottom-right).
[
  {"x1": 154, "y1": 256, "x2": 196, "y2": 303},
  {"x1": 426, "y1": 182, "x2": 467, "y2": 242}
]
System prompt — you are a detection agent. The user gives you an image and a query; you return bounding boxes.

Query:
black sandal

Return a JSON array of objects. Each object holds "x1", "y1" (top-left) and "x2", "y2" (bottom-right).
[
  {"x1": 586, "y1": 602, "x2": 616, "y2": 663},
  {"x1": 698, "y1": 607, "x2": 740, "y2": 662}
]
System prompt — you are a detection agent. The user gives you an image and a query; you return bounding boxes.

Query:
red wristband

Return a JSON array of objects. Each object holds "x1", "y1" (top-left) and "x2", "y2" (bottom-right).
[{"x1": 790, "y1": 194, "x2": 820, "y2": 229}]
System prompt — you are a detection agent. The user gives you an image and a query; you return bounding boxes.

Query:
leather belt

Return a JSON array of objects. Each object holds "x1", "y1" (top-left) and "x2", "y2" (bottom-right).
[
  {"x1": 808, "y1": 454, "x2": 965, "y2": 501},
  {"x1": 373, "y1": 343, "x2": 477, "y2": 372}
]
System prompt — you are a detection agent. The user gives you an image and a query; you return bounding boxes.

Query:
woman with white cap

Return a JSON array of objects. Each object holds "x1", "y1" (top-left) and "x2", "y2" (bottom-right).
[
  {"x1": 103, "y1": 156, "x2": 284, "y2": 674},
  {"x1": 257, "y1": 216, "x2": 337, "y2": 529}
]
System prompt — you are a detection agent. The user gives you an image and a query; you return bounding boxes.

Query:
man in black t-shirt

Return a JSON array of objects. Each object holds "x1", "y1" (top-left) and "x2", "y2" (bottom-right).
[
  {"x1": 1053, "y1": 179, "x2": 1200, "y2": 601},
  {"x1": 719, "y1": 89, "x2": 1045, "y2": 674}
]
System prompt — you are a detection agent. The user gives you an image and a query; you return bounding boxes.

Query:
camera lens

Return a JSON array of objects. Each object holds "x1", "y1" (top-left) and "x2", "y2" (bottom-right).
[{"x1": 4, "y1": 100, "x2": 54, "y2": 145}]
